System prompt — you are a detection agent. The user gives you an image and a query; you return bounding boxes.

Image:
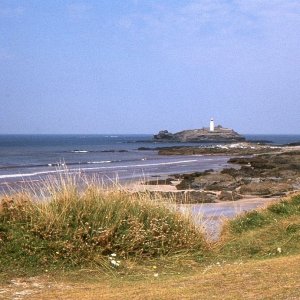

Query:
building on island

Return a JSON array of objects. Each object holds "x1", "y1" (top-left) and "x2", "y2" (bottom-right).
[{"x1": 210, "y1": 118, "x2": 215, "y2": 132}]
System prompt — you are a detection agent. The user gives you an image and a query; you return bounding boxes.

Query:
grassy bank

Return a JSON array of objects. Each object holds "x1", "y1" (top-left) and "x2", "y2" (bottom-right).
[
  {"x1": 0, "y1": 179, "x2": 207, "y2": 277},
  {"x1": 1, "y1": 178, "x2": 300, "y2": 298},
  {"x1": 219, "y1": 193, "x2": 300, "y2": 259}
]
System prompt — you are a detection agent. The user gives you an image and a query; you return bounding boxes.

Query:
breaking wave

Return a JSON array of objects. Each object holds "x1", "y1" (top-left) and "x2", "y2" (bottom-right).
[{"x1": 0, "y1": 159, "x2": 199, "y2": 180}]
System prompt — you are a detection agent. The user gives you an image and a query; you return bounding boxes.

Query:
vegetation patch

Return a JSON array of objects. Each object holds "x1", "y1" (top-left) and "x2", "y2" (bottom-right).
[
  {"x1": 0, "y1": 181, "x2": 207, "y2": 277},
  {"x1": 1, "y1": 175, "x2": 300, "y2": 283},
  {"x1": 219, "y1": 194, "x2": 300, "y2": 259}
]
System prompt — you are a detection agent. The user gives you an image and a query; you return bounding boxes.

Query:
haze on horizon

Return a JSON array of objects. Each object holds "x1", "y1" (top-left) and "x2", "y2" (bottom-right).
[{"x1": 0, "y1": 0, "x2": 300, "y2": 135}]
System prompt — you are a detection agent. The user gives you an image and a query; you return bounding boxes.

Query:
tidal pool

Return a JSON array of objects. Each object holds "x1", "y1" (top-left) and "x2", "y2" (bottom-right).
[{"x1": 178, "y1": 198, "x2": 279, "y2": 240}]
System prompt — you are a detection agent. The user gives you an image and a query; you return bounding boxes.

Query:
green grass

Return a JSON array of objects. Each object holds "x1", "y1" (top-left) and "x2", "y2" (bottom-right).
[
  {"x1": 219, "y1": 194, "x2": 300, "y2": 259},
  {"x1": 0, "y1": 179, "x2": 207, "y2": 276}
]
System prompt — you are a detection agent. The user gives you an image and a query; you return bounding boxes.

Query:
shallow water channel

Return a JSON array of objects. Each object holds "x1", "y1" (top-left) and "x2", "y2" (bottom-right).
[{"x1": 177, "y1": 198, "x2": 279, "y2": 240}]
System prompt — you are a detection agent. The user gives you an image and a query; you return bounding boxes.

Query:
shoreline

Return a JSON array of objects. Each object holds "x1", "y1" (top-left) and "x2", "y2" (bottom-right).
[
  {"x1": 1, "y1": 143, "x2": 299, "y2": 234},
  {"x1": 125, "y1": 144, "x2": 300, "y2": 234},
  {"x1": 129, "y1": 144, "x2": 300, "y2": 197},
  {"x1": 2, "y1": 143, "x2": 299, "y2": 201},
  {"x1": 127, "y1": 177, "x2": 284, "y2": 238},
  {"x1": 0, "y1": 154, "x2": 231, "y2": 194}
]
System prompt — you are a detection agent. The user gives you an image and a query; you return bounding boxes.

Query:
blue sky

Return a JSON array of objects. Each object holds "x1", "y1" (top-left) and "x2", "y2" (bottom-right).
[{"x1": 0, "y1": 0, "x2": 299, "y2": 134}]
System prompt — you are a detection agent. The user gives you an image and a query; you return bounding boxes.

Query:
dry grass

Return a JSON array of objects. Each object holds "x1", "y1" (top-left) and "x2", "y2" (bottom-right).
[
  {"x1": 0, "y1": 175, "x2": 208, "y2": 277},
  {"x1": 1, "y1": 254, "x2": 300, "y2": 299}
]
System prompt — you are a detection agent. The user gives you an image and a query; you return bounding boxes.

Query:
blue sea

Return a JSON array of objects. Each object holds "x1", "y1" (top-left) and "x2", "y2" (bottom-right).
[{"x1": 0, "y1": 134, "x2": 299, "y2": 191}]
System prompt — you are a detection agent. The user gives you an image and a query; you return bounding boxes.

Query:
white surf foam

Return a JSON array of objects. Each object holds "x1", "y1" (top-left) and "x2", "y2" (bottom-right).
[
  {"x1": 0, "y1": 169, "x2": 66, "y2": 179},
  {"x1": 71, "y1": 159, "x2": 200, "y2": 172},
  {"x1": 0, "y1": 159, "x2": 199, "y2": 179},
  {"x1": 87, "y1": 161, "x2": 112, "y2": 164},
  {"x1": 72, "y1": 150, "x2": 89, "y2": 153}
]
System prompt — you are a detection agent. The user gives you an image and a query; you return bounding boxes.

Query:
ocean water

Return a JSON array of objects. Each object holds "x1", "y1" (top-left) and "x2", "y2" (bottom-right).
[
  {"x1": 0, "y1": 134, "x2": 299, "y2": 190},
  {"x1": 0, "y1": 134, "x2": 227, "y2": 189},
  {"x1": 244, "y1": 134, "x2": 300, "y2": 145}
]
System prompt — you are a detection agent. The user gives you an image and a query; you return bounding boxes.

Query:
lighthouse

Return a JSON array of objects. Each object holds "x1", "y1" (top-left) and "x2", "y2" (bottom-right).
[{"x1": 210, "y1": 118, "x2": 215, "y2": 132}]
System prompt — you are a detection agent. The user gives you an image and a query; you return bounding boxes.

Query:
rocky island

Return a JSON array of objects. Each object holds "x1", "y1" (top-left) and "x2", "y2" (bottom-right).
[{"x1": 154, "y1": 119, "x2": 245, "y2": 143}]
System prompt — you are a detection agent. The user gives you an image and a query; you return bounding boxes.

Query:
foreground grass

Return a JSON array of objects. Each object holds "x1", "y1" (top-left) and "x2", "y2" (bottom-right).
[
  {"x1": 2, "y1": 254, "x2": 300, "y2": 299},
  {"x1": 1, "y1": 177, "x2": 300, "y2": 299},
  {"x1": 0, "y1": 180, "x2": 207, "y2": 277}
]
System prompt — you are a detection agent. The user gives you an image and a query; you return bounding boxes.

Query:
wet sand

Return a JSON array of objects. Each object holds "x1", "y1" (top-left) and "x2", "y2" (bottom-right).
[{"x1": 178, "y1": 197, "x2": 280, "y2": 239}]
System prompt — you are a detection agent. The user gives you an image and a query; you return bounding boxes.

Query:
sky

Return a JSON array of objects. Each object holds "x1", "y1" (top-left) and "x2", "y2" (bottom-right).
[{"x1": 0, "y1": 0, "x2": 300, "y2": 134}]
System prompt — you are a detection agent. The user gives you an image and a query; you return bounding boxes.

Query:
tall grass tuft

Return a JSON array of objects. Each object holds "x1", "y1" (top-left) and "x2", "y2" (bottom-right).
[{"x1": 0, "y1": 175, "x2": 207, "y2": 274}]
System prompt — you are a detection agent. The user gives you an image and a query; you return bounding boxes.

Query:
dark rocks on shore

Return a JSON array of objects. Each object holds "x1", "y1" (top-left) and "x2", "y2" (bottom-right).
[
  {"x1": 153, "y1": 149, "x2": 300, "y2": 200},
  {"x1": 221, "y1": 167, "x2": 262, "y2": 179},
  {"x1": 229, "y1": 152, "x2": 300, "y2": 172},
  {"x1": 137, "y1": 147, "x2": 154, "y2": 151},
  {"x1": 176, "y1": 169, "x2": 214, "y2": 180},
  {"x1": 239, "y1": 182, "x2": 294, "y2": 197},
  {"x1": 138, "y1": 143, "x2": 281, "y2": 157},
  {"x1": 218, "y1": 191, "x2": 243, "y2": 201},
  {"x1": 143, "y1": 178, "x2": 174, "y2": 185},
  {"x1": 158, "y1": 145, "x2": 279, "y2": 156},
  {"x1": 132, "y1": 190, "x2": 217, "y2": 204},
  {"x1": 177, "y1": 173, "x2": 237, "y2": 191},
  {"x1": 284, "y1": 142, "x2": 300, "y2": 146},
  {"x1": 175, "y1": 170, "x2": 213, "y2": 189},
  {"x1": 228, "y1": 157, "x2": 253, "y2": 164},
  {"x1": 138, "y1": 143, "x2": 300, "y2": 203}
]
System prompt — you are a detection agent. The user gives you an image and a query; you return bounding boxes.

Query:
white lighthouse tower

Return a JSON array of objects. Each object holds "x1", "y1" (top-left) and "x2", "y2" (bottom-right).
[{"x1": 210, "y1": 118, "x2": 215, "y2": 132}]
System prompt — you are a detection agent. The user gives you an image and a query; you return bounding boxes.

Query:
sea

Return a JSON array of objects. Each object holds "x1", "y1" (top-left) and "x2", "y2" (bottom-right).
[{"x1": 0, "y1": 134, "x2": 299, "y2": 192}]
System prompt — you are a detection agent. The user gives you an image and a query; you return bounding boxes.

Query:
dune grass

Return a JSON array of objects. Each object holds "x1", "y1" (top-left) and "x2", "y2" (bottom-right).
[
  {"x1": 218, "y1": 193, "x2": 300, "y2": 259},
  {"x1": 1, "y1": 172, "x2": 300, "y2": 298},
  {"x1": 0, "y1": 177, "x2": 208, "y2": 277}
]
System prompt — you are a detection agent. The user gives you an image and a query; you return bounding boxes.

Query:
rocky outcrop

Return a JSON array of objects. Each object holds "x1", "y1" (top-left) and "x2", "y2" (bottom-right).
[
  {"x1": 137, "y1": 147, "x2": 300, "y2": 203},
  {"x1": 177, "y1": 173, "x2": 237, "y2": 191},
  {"x1": 239, "y1": 182, "x2": 293, "y2": 197},
  {"x1": 143, "y1": 178, "x2": 173, "y2": 185},
  {"x1": 154, "y1": 126, "x2": 245, "y2": 143},
  {"x1": 173, "y1": 150, "x2": 300, "y2": 198},
  {"x1": 158, "y1": 143, "x2": 279, "y2": 156},
  {"x1": 218, "y1": 191, "x2": 242, "y2": 201},
  {"x1": 154, "y1": 130, "x2": 174, "y2": 140}
]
